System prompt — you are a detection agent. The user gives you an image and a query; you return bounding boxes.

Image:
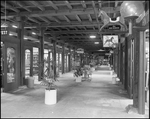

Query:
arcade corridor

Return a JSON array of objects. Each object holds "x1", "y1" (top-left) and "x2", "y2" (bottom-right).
[
  {"x1": 1, "y1": 0, "x2": 149, "y2": 117},
  {"x1": 1, "y1": 66, "x2": 149, "y2": 118}
]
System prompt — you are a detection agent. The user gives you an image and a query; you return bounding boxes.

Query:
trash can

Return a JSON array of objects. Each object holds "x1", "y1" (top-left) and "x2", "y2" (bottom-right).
[{"x1": 27, "y1": 77, "x2": 34, "y2": 88}]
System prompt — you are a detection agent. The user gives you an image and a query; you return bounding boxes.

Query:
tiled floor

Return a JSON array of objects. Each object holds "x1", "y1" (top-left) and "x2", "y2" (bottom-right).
[{"x1": 1, "y1": 66, "x2": 149, "y2": 118}]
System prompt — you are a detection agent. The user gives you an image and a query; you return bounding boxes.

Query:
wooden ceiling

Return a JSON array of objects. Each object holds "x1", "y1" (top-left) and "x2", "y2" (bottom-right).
[{"x1": 1, "y1": 1, "x2": 147, "y2": 54}]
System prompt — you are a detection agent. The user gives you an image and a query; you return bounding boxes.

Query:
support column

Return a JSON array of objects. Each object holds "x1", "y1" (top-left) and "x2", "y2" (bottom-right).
[
  {"x1": 62, "y1": 44, "x2": 65, "y2": 74},
  {"x1": 138, "y1": 31, "x2": 145, "y2": 114},
  {"x1": 53, "y1": 40, "x2": 57, "y2": 80},
  {"x1": 47, "y1": 50, "x2": 50, "y2": 77},
  {"x1": 125, "y1": 36, "x2": 128, "y2": 90},
  {"x1": 73, "y1": 48, "x2": 76, "y2": 69},
  {"x1": 68, "y1": 47, "x2": 71, "y2": 72},
  {"x1": 30, "y1": 48, "x2": 33, "y2": 77},
  {"x1": 39, "y1": 27, "x2": 46, "y2": 81},
  {"x1": 117, "y1": 40, "x2": 120, "y2": 78},
  {"x1": 126, "y1": 30, "x2": 145, "y2": 115},
  {"x1": 17, "y1": 16, "x2": 27, "y2": 86},
  {"x1": 113, "y1": 51, "x2": 115, "y2": 71},
  {"x1": 119, "y1": 43, "x2": 123, "y2": 83}
]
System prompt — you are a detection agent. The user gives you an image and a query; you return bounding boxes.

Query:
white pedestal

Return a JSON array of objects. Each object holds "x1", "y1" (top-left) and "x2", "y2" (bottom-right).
[
  {"x1": 27, "y1": 77, "x2": 34, "y2": 88},
  {"x1": 112, "y1": 77, "x2": 116, "y2": 84},
  {"x1": 110, "y1": 71, "x2": 113, "y2": 75},
  {"x1": 59, "y1": 72, "x2": 62, "y2": 77},
  {"x1": 76, "y1": 77, "x2": 82, "y2": 82},
  {"x1": 45, "y1": 89, "x2": 57, "y2": 105}
]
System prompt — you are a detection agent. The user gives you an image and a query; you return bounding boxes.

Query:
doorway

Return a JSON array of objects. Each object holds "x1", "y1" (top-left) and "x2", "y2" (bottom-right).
[{"x1": 3, "y1": 42, "x2": 19, "y2": 92}]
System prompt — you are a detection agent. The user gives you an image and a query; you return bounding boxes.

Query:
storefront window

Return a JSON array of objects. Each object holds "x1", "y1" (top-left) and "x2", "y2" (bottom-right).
[
  {"x1": 25, "y1": 49, "x2": 30, "y2": 78},
  {"x1": 33, "y1": 47, "x2": 39, "y2": 77}
]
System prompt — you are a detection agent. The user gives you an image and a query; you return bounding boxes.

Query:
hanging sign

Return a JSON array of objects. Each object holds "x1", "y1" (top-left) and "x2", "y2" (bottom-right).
[
  {"x1": 1, "y1": 29, "x2": 9, "y2": 36},
  {"x1": 76, "y1": 48, "x2": 84, "y2": 54},
  {"x1": 105, "y1": 53, "x2": 110, "y2": 55},
  {"x1": 103, "y1": 35, "x2": 118, "y2": 47}
]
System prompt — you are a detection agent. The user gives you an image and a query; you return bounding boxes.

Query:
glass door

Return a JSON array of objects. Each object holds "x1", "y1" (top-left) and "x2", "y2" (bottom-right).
[
  {"x1": 59, "y1": 53, "x2": 62, "y2": 75},
  {"x1": 3, "y1": 43, "x2": 19, "y2": 92},
  {"x1": 33, "y1": 47, "x2": 39, "y2": 81},
  {"x1": 1, "y1": 42, "x2": 4, "y2": 90},
  {"x1": 25, "y1": 49, "x2": 31, "y2": 78}
]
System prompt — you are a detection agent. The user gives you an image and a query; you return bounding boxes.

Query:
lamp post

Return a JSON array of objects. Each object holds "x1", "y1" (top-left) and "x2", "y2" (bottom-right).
[{"x1": 120, "y1": 1, "x2": 145, "y2": 115}]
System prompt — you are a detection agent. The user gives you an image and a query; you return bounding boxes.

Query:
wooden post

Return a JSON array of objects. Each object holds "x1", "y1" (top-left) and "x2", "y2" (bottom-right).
[
  {"x1": 117, "y1": 39, "x2": 120, "y2": 78},
  {"x1": 138, "y1": 31, "x2": 145, "y2": 114},
  {"x1": 62, "y1": 44, "x2": 65, "y2": 74},
  {"x1": 120, "y1": 43, "x2": 123, "y2": 83},
  {"x1": 30, "y1": 48, "x2": 33, "y2": 77},
  {"x1": 47, "y1": 50, "x2": 50, "y2": 77},
  {"x1": 125, "y1": 36, "x2": 128, "y2": 90},
  {"x1": 126, "y1": 29, "x2": 145, "y2": 115},
  {"x1": 58, "y1": 52, "x2": 60, "y2": 75},
  {"x1": 53, "y1": 40, "x2": 57, "y2": 80},
  {"x1": 68, "y1": 47, "x2": 71, "y2": 72},
  {"x1": 113, "y1": 50, "x2": 115, "y2": 71},
  {"x1": 39, "y1": 27, "x2": 46, "y2": 81},
  {"x1": 17, "y1": 16, "x2": 27, "y2": 86}
]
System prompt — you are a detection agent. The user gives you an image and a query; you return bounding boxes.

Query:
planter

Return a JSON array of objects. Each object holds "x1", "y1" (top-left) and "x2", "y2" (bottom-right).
[
  {"x1": 59, "y1": 72, "x2": 62, "y2": 77},
  {"x1": 112, "y1": 77, "x2": 117, "y2": 84},
  {"x1": 45, "y1": 88, "x2": 57, "y2": 105},
  {"x1": 110, "y1": 70, "x2": 113, "y2": 75},
  {"x1": 27, "y1": 77, "x2": 34, "y2": 88},
  {"x1": 75, "y1": 76, "x2": 82, "y2": 82}
]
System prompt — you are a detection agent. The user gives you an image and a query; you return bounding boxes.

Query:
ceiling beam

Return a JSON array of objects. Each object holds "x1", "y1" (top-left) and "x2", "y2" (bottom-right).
[
  {"x1": 75, "y1": 15, "x2": 82, "y2": 22},
  {"x1": 87, "y1": 14, "x2": 92, "y2": 22},
  {"x1": 38, "y1": 16, "x2": 50, "y2": 24},
  {"x1": 28, "y1": 17, "x2": 41, "y2": 24},
  {"x1": 47, "y1": 1, "x2": 58, "y2": 10},
  {"x1": 13, "y1": 1, "x2": 32, "y2": 12},
  {"x1": 65, "y1": 1, "x2": 72, "y2": 9},
  {"x1": 1, "y1": 1, "x2": 123, "y2": 10},
  {"x1": 1, "y1": 1, "x2": 19, "y2": 13},
  {"x1": 30, "y1": 1, "x2": 45, "y2": 11},
  {"x1": 93, "y1": 26, "x2": 95, "y2": 30},
  {"x1": 64, "y1": 40, "x2": 102, "y2": 42},
  {"x1": 64, "y1": 15, "x2": 70, "y2": 23},
  {"x1": 92, "y1": 1, "x2": 100, "y2": 32},
  {"x1": 45, "y1": 30, "x2": 98, "y2": 34},
  {"x1": 24, "y1": 21, "x2": 102, "y2": 28},
  {"x1": 45, "y1": 30, "x2": 128, "y2": 34},
  {"x1": 83, "y1": 27, "x2": 87, "y2": 30},
  {"x1": 50, "y1": 16, "x2": 61, "y2": 23},
  {"x1": 58, "y1": 36, "x2": 101, "y2": 39},
  {"x1": 1, "y1": 16, "x2": 14, "y2": 19},
  {"x1": 2, "y1": 7, "x2": 120, "y2": 18}
]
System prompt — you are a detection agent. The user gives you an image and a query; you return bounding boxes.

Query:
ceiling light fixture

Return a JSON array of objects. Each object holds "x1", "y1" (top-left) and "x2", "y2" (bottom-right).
[
  {"x1": 32, "y1": 32, "x2": 36, "y2": 35},
  {"x1": 94, "y1": 42, "x2": 99, "y2": 44},
  {"x1": 90, "y1": 35, "x2": 96, "y2": 38},
  {"x1": 12, "y1": 25, "x2": 18, "y2": 28},
  {"x1": 1, "y1": 23, "x2": 8, "y2": 27},
  {"x1": 24, "y1": 37, "x2": 28, "y2": 39}
]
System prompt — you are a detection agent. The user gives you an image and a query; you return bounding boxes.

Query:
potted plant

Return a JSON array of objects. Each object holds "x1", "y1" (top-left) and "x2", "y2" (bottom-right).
[
  {"x1": 82, "y1": 65, "x2": 90, "y2": 80},
  {"x1": 40, "y1": 62, "x2": 57, "y2": 105},
  {"x1": 74, "y1": 66, "x2": 83, "y2": 82}
]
